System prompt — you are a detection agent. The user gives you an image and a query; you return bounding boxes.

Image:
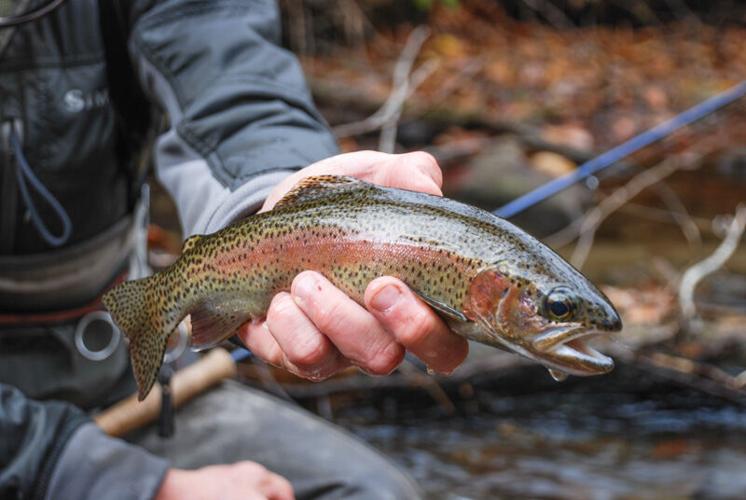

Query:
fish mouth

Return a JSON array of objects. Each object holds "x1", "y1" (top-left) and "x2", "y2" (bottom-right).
[{"x1": 528, "y1": 326, "x2": 614, "y2": 376}]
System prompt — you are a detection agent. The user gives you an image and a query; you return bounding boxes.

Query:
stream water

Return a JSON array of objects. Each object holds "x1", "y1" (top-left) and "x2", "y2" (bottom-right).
[{"x1": 326, "y1": 366, "x2": 746, "y2": 499}]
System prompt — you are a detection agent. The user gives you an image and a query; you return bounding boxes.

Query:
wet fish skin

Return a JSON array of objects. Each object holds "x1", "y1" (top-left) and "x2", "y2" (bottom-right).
[{"x1": 103, "y1": 175, "x2": 622, "y2": 400}]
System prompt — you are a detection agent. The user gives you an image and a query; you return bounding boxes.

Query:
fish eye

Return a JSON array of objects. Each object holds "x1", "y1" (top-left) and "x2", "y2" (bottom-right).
[{"x1": 545, "y1": 287, "x2": 576, "y2": 321}]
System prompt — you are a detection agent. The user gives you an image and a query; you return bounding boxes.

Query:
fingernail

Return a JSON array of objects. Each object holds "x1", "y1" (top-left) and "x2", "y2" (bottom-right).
[
  {"x1": 370, "y1": 285, "x2": 402, "y2": 312},
  {"x1": 293, "y1": 273, "x2": 318, "y2": 306},
  {"x1": 293, "y1": 295, "x2": 305, "y2": 309}
]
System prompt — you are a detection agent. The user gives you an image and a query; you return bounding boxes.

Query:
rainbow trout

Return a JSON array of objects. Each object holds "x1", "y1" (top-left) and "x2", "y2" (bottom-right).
[{"x1": 104, "y1": 175, "x2": 622, "y2": 400}]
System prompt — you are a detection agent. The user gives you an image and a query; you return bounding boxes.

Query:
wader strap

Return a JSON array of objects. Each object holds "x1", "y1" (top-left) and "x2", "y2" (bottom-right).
[
  {"x1": 98, "y1": 0, "x2": 154, "y2": 209},
  {"x1": 0, "y1": 214, "x2": 136, "y2": 311},
  {"x1": 0, "y1": 271, "x2": 127, "y2": 326},
  {"x1": 0, "y1": 121, "x2": 18, "y2": 254}
]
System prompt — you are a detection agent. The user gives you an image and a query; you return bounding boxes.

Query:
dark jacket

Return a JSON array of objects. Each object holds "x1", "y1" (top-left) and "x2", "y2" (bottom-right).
[{"x1": 0, "y1": 0, "x2": 338, "y2": 498}]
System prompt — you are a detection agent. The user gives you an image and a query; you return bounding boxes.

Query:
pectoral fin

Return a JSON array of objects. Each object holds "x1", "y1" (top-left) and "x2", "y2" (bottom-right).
[
  {"x1": 548, "y1": 368, "x2": 568, "y2": 382},
  {"x1": 190, "y1": 297, "x2": 254, "y2": 350},
  {"x1": 413, "y1": 290, "x2": 468, "y2": 322}
]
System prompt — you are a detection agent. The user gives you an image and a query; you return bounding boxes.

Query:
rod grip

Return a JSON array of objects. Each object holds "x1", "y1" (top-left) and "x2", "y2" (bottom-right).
[{"x1": 94, "y1": 348, "x2": 237, "y2": 437}]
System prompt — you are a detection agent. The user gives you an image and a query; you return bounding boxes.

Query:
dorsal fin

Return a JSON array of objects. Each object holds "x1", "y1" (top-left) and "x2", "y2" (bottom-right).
[
  {"x1": 182, "y1": 234, "x2": 203, "y2": 253},
  {"x1": 273, "y1": 175, "x2": 363, "y2": 209}
]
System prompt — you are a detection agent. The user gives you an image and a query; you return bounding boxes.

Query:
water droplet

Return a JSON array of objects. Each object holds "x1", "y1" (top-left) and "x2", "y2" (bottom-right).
[{"x1": 548, "y1": 368, "x2": 568, "y2": 382}]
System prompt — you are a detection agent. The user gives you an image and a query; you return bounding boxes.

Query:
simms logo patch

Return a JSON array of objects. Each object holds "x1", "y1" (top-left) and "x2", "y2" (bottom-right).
[{"x1": 63, "y1": 88, "x2": 110, "y2": 113}]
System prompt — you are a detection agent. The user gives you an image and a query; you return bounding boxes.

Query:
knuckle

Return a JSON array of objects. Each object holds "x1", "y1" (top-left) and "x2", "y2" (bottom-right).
[
  {"x1": 397, "y1": 308, "x2": 435, "y2": 346},
  {"x1": 267, "y1": 294, "x2": 296, "y2": 322},
  {"x1": 311, "y1": 299, "x2": 345, "y2": 334},
  {"x1": 287, "y1": 335, "x2": 328, "y2": 367},
  {"x1": 364, "y1": 343, "x2": 404, "y2": 375},
  {"x1": 262, "y1": 347, "x2": 285, "y2": 369},
  {"x1": 245, "y1": 325, "x2": 281, "y2": 365},
  {"x1": 411, "y1": 151, "x2": 440, "y2": 174},
  {"x1": 411, "y1": 150, "x2": 437, "y2": 166},
  {"x1": 241, "y1": 461, "x2": 267, "y2": 475}
]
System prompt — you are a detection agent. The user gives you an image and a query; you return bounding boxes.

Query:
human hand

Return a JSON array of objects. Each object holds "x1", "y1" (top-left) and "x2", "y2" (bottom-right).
[
  {"x1": 156, "y1": 462, "x2": 294, "y2": 500},
  {"x1": 237, "y1": 151, "x2": 469, "y2": 380},
  {"x1": 259, "y1": 150, "x2": 444, "y2": 211}
]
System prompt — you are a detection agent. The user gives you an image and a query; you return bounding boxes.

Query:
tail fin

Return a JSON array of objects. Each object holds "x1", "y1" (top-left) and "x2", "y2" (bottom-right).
[{"x1": 102, "y1": 276, "x2": 179, "y2": 401}]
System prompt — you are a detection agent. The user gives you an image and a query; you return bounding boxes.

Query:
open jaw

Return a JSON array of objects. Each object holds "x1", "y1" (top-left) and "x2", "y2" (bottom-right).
[
  {"x1": 469, "y1": 318, "x2": 614, "y2": 378},
  {"x1": 529, "y1": 326, "x2": 615, "y2": 376}
]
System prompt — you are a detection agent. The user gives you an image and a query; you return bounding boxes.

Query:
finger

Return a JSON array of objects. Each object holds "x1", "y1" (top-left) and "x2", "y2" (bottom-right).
[
  {"x1": 261, "y1": 150, "x2": 443, "y2": 211},
  {"x1": 365, "y1": 277, "x2": 469, "y2": 374},
  {"x1": 239, "y1": 320, "x2": 285, "y2": 367},
  {"x1": 261, "y1": 472, "x2": 295, "y2": 500},
  {"x1": 264, "y1": 292, "x2": 349, "y2": 380},
  {"x1": 291, "y1": 271, "x2": 405, "y2": 375},
  {"x1": 261, "y1": 151, "x2": 387, "y2": 211},
  {"x1": 230, "y1": 462, "x2": 295, "y2": 500},
  {"x1": 336, "y1": 150, "x2": 442, "y2": 192},
  {"x1": 239, "y1": 318, "x2": 348, "y2": 381},
  {"x1": 374, "y1": 151, "x2": 442, "y2": 196}
]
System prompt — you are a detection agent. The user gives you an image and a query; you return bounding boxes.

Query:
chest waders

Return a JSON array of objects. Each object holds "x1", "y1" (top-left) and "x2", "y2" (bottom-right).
[{"x1": 0, "y1": 0, "x2": 158, "y2": 408}]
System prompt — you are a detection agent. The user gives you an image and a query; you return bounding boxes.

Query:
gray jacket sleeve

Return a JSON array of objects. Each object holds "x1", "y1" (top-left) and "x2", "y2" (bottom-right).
[
  {"x1": 45, "y1": 423, "x2": 169, "y2": 500},
  {"x1": 128, "y1": 0, "x2": 339, "y2": 236},
  {"x1": 0, "y1": 384, "x2": 168, "y2": 500},
  {"x1": 0, "y1": 384, "x2": 87, "y2": 500}
]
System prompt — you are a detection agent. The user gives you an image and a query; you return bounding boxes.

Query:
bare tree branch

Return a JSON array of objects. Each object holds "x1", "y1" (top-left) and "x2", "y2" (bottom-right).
[
  {"x1": 614, "y1": 203, "x2": 712, "y2": 234},
  {"x1": 678, "y1": 203, "x2": 746, "y2": 322},
  {"x1": 612, "y1": 348, "x2": 746, "y2": 403},
  {"x1": 652, "y1": 182, "x2": 702, "y2": 247},
  {"x1": 568, "y1": 152, "x2": 705, "y2": 268},
  {"x1": 332, "y1": 26, "x2": 434, "y2": 145},
  {"x1": 380, "y1": 57, "x2": 438, "y2": 153}
]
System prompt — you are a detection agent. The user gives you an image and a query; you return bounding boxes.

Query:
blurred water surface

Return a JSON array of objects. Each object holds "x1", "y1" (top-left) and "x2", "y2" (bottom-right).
[{"x1": 329, "y1": 367, "x2": 746, "y2": 499}]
